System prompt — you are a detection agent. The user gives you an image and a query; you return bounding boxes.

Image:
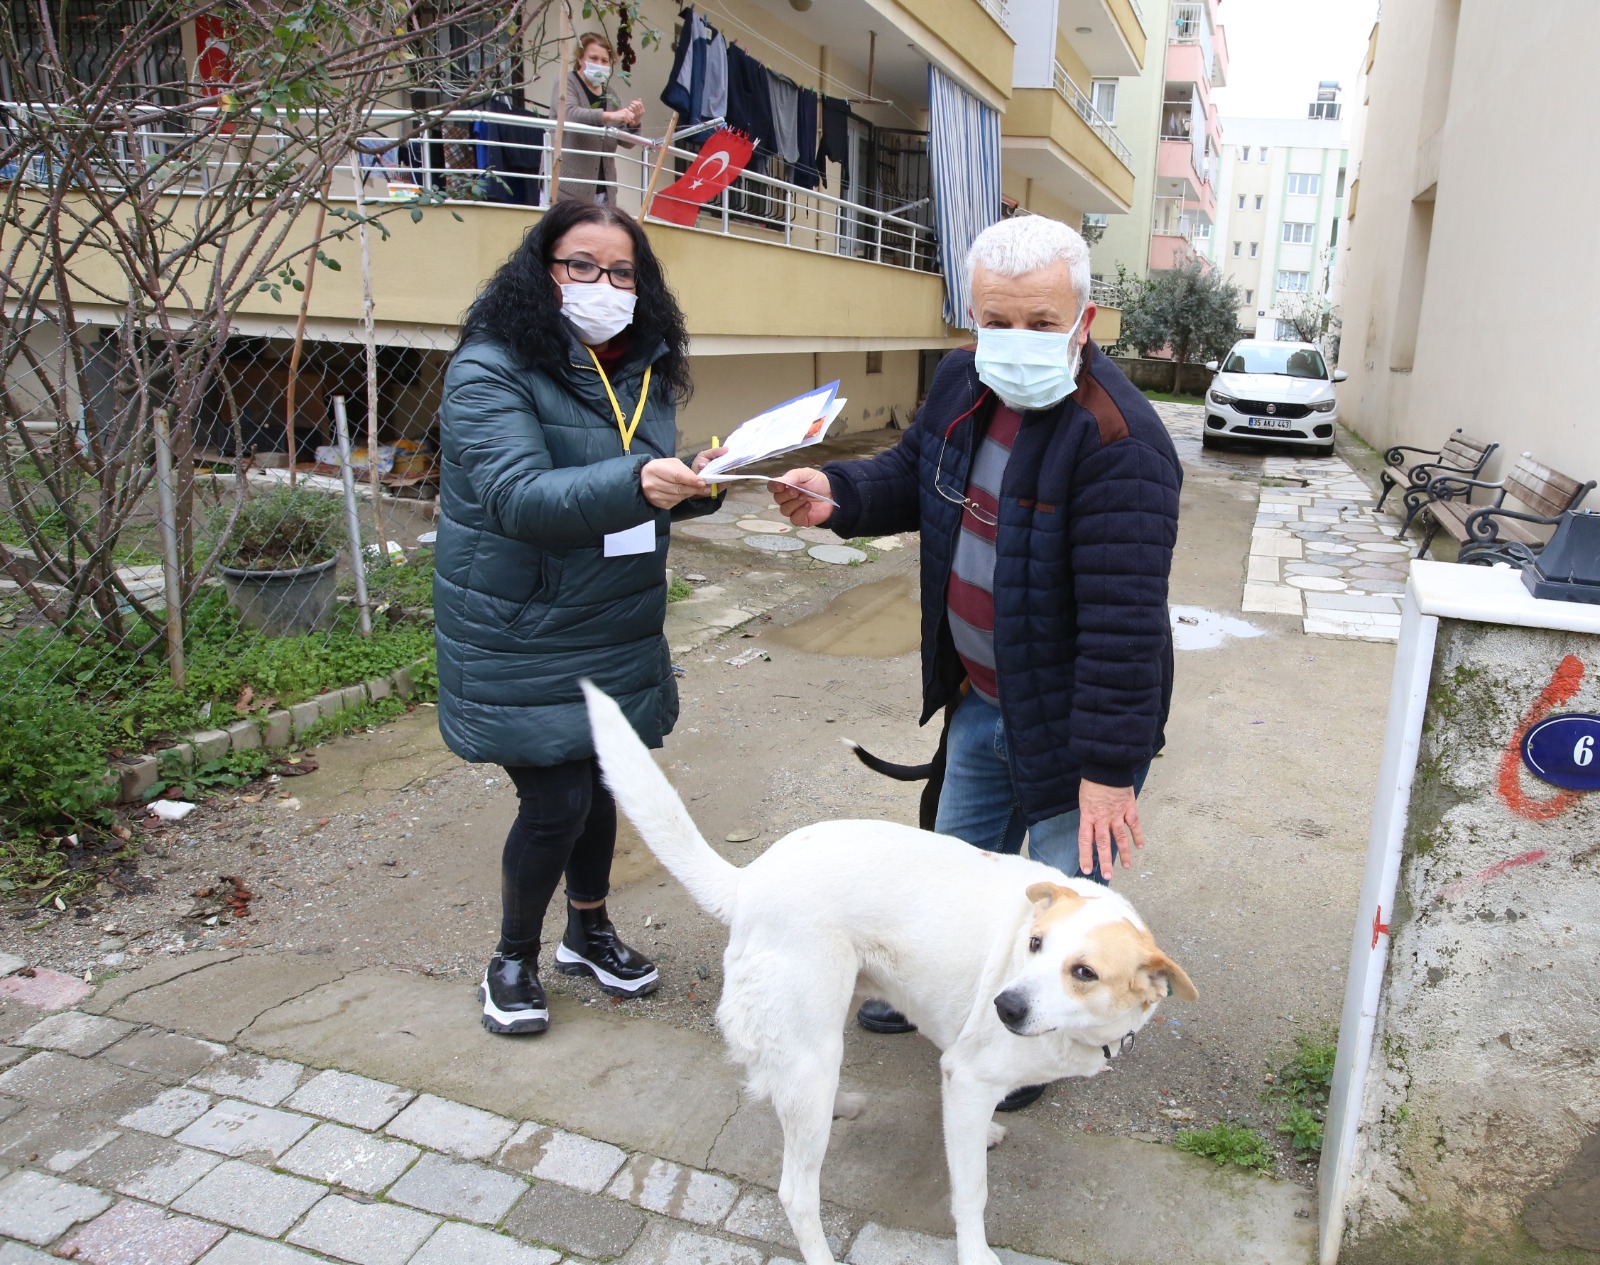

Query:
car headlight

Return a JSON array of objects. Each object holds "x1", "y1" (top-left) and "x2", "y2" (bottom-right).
[
  {"x1": 1308, "y1": 399, "x2": 1336, "y2": 413},
  {"x1": 1209, "y1": 390, "x2": 1236, "y2": 406}
]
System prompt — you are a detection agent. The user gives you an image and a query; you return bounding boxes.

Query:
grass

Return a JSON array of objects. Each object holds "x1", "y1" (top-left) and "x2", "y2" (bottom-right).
[
  {"x1": 667, "y1": 575, "x2": 693, "y2": 602},
  {"x1": 1141, "y1": 389, "x2": 1209, "y2": 404},
  {"x1": 1263, "y1": 1029, "x2": 1337, "y2": 1163},
  {"x1": 1174, "y1": 1123, "x2": 1275, "y2": 1171}
]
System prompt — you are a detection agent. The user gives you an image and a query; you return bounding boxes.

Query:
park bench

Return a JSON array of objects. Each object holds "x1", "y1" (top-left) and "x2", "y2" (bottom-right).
[
  {"x1": 1379, "y1": 429, "x2": 1498, "y2": 533},
  {"x1": 1413, "y1": 453, "x2": 1595, "y2": 565}
]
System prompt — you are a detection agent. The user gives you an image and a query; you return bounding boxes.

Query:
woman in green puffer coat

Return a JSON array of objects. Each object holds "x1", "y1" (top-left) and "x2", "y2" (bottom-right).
[{"x1": 434, "y1": 200, "x2": 726, "y2": 1036}]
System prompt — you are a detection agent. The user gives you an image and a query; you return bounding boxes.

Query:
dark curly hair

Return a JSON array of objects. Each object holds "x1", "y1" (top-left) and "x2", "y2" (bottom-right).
[{"x1": 458, "y1": 201, "x2": 692, "y2": 403}]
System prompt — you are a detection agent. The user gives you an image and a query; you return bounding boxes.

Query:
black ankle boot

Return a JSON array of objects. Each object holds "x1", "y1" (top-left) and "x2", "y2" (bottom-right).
[
  {"x1": 480, "y1": 949, "x2": 548, "y2": 1035},
  {"x1": 554, "y1": 903, "x2": 660, "y2": 998}
]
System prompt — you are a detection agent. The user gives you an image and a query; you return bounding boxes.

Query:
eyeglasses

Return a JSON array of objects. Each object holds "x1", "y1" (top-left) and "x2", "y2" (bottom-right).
[
  {"x1": 933, "y1": 429, "x2": 999, "y2": 526},
  {"x1": 552, "y1": 257, "x2": 637, "y2": 289}
]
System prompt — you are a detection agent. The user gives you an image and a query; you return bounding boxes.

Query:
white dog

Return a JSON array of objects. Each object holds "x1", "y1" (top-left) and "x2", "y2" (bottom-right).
[{"x1": 582, "y1": 682, "x2": 1196, "y2": 1265}]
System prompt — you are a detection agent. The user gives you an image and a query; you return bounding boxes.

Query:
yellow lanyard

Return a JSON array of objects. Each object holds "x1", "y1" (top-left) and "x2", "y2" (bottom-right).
[{"x1": 586, "y1": 347, "x2": 653, "y2": 455}]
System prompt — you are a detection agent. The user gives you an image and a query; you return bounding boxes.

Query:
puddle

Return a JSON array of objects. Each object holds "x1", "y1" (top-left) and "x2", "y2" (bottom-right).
[
  {"x1": 769, "y1": 575, "x2": 921, "y2": 658},
  {"x1": 1170, "y1": 605, "x2": 1267, "y2": 651}
]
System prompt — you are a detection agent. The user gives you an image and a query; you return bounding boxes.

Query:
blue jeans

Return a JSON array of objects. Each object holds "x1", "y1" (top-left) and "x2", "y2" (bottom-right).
[{"x1": 932, "y1": 690, "x2": 1150, "y2": 883}]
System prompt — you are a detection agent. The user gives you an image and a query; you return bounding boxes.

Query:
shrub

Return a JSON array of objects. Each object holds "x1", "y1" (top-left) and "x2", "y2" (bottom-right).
[{"x1": 210, "y1": 484, "x2": 344, "y2": 570}]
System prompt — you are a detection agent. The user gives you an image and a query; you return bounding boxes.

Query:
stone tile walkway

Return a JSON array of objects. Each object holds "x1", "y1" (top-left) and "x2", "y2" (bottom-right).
[{"x1": 0, "y1": 998, "x2": 1065, "y2": 1265}]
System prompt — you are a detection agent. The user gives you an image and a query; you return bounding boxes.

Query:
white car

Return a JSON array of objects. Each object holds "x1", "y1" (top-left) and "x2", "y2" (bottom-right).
[{"x1": 1202, "y1": 339, "x2": 1347, "y2": 456}]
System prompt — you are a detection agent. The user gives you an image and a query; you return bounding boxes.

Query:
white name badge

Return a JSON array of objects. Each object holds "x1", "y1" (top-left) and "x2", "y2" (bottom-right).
[{"x1": 603, "y1": 519, "x2": 656, "y2": 557}]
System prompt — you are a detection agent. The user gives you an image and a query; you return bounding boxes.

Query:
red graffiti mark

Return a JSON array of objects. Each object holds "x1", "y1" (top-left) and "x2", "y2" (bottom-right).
[
  {"x1": 1437, "y1": 849, "x2": 1549, "y2": 903},
  {"x1": 1497, "y1": 655, "x2": 1586, "y2": 820},
  {"x1": 1371, "y1": 905, "x2": 1390, "y2": 949}
]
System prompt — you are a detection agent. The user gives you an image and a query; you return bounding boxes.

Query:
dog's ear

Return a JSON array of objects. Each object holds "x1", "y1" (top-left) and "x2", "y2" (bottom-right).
[
  {"x1": 1026, "y1": 882, "x2": 1085, "y2": 912},
  {"x1": 1144, "y1": 951, "x2": 1198, "y2": 1002}
]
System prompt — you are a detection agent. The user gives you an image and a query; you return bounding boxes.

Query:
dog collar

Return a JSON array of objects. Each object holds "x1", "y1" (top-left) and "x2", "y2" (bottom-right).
[{"x1": 1102, "y1": 1031, "x2": 1136, "y2": 1061}]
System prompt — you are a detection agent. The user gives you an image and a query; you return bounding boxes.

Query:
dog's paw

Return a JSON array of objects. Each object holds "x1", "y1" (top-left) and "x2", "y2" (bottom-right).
[
  {"x1": 986, "y1": 1121, "x2": 1007, "y2": 1149},
  {"x1": 833, "y1": 1091, "x2": 867, "y2": 1120}
]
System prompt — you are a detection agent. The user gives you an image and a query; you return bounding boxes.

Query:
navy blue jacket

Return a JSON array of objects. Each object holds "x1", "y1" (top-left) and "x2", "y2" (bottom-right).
[{"x1": 823, "y1": 342, "x2": 1181, "y2": 823}]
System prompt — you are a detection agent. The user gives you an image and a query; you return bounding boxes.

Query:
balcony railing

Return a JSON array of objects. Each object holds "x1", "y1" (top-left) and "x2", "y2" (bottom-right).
[
  {"x1": 976, "y1": 0, "x2": 1012, "y2": 33},
  {"x1": 1170, "y1": 1, "x2": 1217, "y2": 84},
  {"x1": 0, "y1": 102, "x2": 939, "y2": 276},
  {"x1": 1050, "y1": 64, "x2": 1133, "y2": 168}
]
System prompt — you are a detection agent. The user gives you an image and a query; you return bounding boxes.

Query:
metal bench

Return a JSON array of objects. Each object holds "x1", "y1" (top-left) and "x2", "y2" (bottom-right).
[
  {"x1": 1414, "y1": 454, "x2": 1595, "y2": 566},
  {"x1": 1381, "y1": 429, "x2": 1498, "y2": 533}
]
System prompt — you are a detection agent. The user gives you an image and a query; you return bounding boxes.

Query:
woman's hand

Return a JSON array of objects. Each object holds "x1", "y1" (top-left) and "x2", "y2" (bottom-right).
[
  {"x1": 623, "y1": 99, "x2": 645, "y2": 125},
  {"x1": 691, "y1": 446, "x2": 728, "y2": 474},
  {"x1": 769, "y1": 468, "x2": 834, "y2": 526},
  {"x1": 641, "y1": 458, "x2": 710, "y2": 508}
]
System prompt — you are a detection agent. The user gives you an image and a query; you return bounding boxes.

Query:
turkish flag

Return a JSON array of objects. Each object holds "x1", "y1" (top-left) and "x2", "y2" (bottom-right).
[{"x1": 649, "y1": 129, "x2": 756, "y2": 226}]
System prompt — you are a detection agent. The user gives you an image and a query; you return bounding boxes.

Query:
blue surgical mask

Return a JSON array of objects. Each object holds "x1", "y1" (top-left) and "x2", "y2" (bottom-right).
[{"x1": 973, "y1": 314, "x2": 1085, "y2": 411}]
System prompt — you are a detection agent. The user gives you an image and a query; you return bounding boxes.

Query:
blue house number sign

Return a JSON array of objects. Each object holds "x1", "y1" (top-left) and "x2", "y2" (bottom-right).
[{"x1": 1522, "y1": 713, "x2": 1600, "y2": 792}]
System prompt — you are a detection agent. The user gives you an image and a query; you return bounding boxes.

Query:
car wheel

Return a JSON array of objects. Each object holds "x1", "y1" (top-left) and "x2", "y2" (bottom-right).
[
  {"x1": 1314, "y1": 441, "x2": 1335, "y2": 457},
  {"x1": 1201, "y1": 431, "x2": 1219, "y2": 450}
]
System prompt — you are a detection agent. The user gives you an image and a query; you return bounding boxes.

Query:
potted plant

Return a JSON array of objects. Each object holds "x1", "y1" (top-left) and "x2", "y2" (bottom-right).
[{"x1": 211, "y1": 483, "x2": 345, "y2": 634}]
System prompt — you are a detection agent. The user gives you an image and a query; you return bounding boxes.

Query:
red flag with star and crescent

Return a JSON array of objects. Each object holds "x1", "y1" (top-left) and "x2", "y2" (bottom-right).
[{"x1": 649, "y1": 128, "x2": 756, "y2": 225}]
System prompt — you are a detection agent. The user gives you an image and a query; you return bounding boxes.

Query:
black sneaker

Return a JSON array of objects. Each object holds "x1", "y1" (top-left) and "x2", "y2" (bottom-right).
[
  {"x1": 479, "y1": 952, "x2": 549, "y2": 1035},
  {"x1": 554, "y1": 903, "x2": 660, "y2": 998},
  {"x1": 996, "y1": 1083, "x2": 1048, "y2": 1112},
  {"x1": 856, "y1": 998, "x2": 917, "y2": 1034}
]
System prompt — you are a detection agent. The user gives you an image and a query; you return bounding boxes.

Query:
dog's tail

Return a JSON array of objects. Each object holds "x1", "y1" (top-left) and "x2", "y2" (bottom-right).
[
  {"x1": 581, "y1": 680, "x2": 739, "y2": 923},
  {"x1": 841, "y1": 738, "x2": 935, "y2": 782}
]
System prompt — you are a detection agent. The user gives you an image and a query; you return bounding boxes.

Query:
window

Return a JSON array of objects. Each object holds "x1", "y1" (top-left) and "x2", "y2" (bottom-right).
[
  {"x1": 1258, "y1": 147, "x2": 1269, "y2": 163},
  {"x1": 1308, "y1": 101, "x2": 1342, "y2": 120},
  {"x1": 1287, "y1": 172, "x2": 1321, "y2": 195},
  {"x1": 1329, "y1": 217, "x2": 1339, "y2": 248},
  {"x1": 1241, "y1": 145, "x2": 1251, "y2": 161},
  {"x1": 865, "y1": 351, "x2": 884, "y2": 375},
  {"x1": 1254, "y1": 194, "x2": 1263, "y2": 210},
  {"x1": 1237, "y1": 194, "x2": 1246, "y2": 210},
  {"x1": 1193, "y1": 220, "x2": 1212, "y2": 239},
  {"x1": 1233, "y1": 241, "x2": 1241, "y2": 257},
  {"x1": 1278, "y1": 270, "x2": 1311, "y2": 292},
  {"x1": 1336, "y1": 167, "x2": 1347, "y2": 196},
  {"x1": 1224, "y1": 343, "x2": 1328, "y2": 378},
  {"x1": 1244, "y1": 288, "x2": 1254, "y2": 304},
  {"x1": 1091, "y1": 79, "x2": 1118, "y2": 123},
  {"x1": 1249, "y1": 242, "x2": 1259, "y2": 258},
  {"x1": 1282, "y1": 222, "x2": 1315, "y2": 243}
]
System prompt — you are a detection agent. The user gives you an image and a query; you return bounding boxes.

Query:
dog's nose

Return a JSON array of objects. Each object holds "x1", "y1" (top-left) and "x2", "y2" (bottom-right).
[{"x1": 994, "y1": 989, "x2": 1028, "y2": 1030}]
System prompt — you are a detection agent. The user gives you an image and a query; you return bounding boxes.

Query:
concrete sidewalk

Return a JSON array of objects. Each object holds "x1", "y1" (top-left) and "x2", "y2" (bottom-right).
[{"x1": 0, "y1": 949, "x2": 1315, "y2": 1264}]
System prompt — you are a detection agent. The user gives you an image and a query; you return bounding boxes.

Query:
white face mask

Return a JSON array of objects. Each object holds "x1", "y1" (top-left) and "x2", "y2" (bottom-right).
[
  {"x1": 560, "y1": 281, "x2": 637, "y2": 345},
  {"x1": 581, "y1": 62, "x2": 612, "y2": 90},
  {"x1": 972, "y1": 311, "x2": 1086, "y2": 411}
]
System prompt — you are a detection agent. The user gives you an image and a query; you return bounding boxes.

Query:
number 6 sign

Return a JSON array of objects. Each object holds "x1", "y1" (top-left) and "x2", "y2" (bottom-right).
[{"x1": 1522, "y1": 714, "x2": 1600, "y2": 791}]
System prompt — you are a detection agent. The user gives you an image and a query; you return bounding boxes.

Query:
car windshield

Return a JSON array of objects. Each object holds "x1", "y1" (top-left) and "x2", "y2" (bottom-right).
[{"x1": 1223, "y1": 344, "x2": 1328, "y2": 379}]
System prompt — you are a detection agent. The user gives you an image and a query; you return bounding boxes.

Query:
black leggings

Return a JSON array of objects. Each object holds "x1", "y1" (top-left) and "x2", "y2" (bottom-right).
[{"x1": 498, "y1": 759, "x2": 616, "y2": 958}]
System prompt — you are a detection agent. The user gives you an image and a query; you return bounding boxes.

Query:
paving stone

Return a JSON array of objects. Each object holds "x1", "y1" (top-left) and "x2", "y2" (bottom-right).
[
  {"x1": 176, "y1": 1099, "x2": 314, "y2": 1160},
  {"x1": 261, "y1": 710, "x2": 293, "y2": 749},
  {"x1": 74, "y1": 1131, "x2": 223, "y2": 1203},
  {"x1": 607, "y1": 1154, "x2": 739, "y2": 1226},
  {"x1": 0, "y1": 952, "x2": 25, "y2": 977},
  {"x1": 723, "y1": 1187, "x2": 852, "y2": 1257},
  {"x1": 502, "y1": 1181, "x2": 646, "y2": 1260},
  {"x1": 385, "y1": 1093, "x2": 515, "y2": 1160},
  {"x1": 290, "y1": 701, "x2": 321, "y2": 737},
  {"x1": 410, "y1": 1221, "x2": 561, "y2": 1265},
  {"x1": 0, "y1": 1169, "x2": 113, "y2": 1244},
  {"x1": 1303, "y1": 591, "x2": 1402, "y2": 613},
  {"x1": 618, "y1": 1221, "x2": 764, "y2": 1265},
  {"x1": 286, "y1": 1193, "x2": 437, "y2": 1265},
  {"x1": 499, "y1": 1122, "x2": 626, "y2": 1194},
  {"x1": 285, "y1": 1069, "x2": 413, "y2": 1130},
  {"x1": 0, "y1": 1095, "x2": 22, "y2": 1123},
  {"x1": 845, "y1": 1222, "x2": 956, "y2": 1264},
  {"x1": 808, "y1": 544, "x2": 867, "y2": 565},
  {"x1": 196, "y1": 1231, "x2": 329, "y2": 1264},
  {"x1": 103, "y1": 1030, "x2": 226, "y2": 1082},
  {"x1": 119, "y1": 1087, "x2": 212, "y2": 1137},
  {"x1": 388, "y1": 1150, "x2": 527, "y2": 1224},
  {"x1": 0, "y1": 1051, "x2": 156, "y2": 1115},
  {"x1": 278, "y1": 1122, "x2": 418, "y2": 1194},
  {"x1": 190, "y1": 729, "x2": 231, "y2": 763},
  {"x1": 172, "y1": 1158, "x2": 326, "y2": 1237},
  {"x1": 743, "y1": 533, "x2": 805, "y2": 552},
  {"x1": 57, "y1": 1198, "x2": 226, "y2": 1265},
  {"x1": 0, "y1": 1242, "x2": 51, "y2": 1262},
  {"x1": 187, "y1": 1053, "x2": 305, "y2": 1106},
  {"x1": 18, "y1": 1011, "x2": 135, "y2": 1056},
  {"x1": 0, "y1": 1104, "x2": 122, "y2": 1171},
  {"x1": 0, "y1": 966, "x2": 93, "y2": 1012}
]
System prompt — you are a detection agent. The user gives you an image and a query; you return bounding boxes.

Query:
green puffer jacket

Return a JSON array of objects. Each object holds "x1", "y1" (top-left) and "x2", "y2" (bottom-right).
[{"x1": 433, "y1": 333, "x2": 716, "y2": 767}]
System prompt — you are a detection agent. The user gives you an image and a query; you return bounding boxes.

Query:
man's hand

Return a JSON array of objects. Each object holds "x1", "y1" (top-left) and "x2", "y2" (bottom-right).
[
  {"x1": 641, "y1": 457, "x2": 710, "y2": 508},
  {"x1": 1077, "y1": 779, "x2": 1145, "y2": 879},
  {"x1": 769, "y1": 468, "x2": 833, "y2": 527}
]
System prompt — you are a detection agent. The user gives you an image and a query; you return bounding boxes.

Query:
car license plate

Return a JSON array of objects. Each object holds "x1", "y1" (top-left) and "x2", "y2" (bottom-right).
[{"x1": 1247, "y1": 416, "x2": 1292, "y2": 431}]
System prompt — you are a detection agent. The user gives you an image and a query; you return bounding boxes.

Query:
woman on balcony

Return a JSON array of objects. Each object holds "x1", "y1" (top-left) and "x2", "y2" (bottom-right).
[
  {"x1": 553, "y1": 32, "x2": 644, "y2": 204},
  {"x1": 434, "y1": 200, "x2": 725, "y2": 1035}
]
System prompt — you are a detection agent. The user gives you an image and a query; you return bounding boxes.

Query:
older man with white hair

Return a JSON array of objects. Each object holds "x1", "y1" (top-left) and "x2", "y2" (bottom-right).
[{"x1": 772, "y1": 215, "x2": 1181, "y2": 1110}]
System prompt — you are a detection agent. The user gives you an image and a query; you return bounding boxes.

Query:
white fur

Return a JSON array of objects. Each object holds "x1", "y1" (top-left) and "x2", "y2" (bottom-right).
[{"x1": 582, "y1": 681, "x2": 1181, "y2": 1265}]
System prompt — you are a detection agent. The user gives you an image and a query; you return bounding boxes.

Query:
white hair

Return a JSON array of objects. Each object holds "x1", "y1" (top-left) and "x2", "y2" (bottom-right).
[{"x1": 964, "y1": 215, "x2": 1092, "y2": 313}]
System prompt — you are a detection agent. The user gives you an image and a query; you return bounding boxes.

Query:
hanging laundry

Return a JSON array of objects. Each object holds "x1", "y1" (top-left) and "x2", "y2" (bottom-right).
[
  {"x1": 661, "y1": 8, "x2": 708, "y2": 121},
  {"x1": 792, "y1": 88, "x2": 821, "y2": 189},
  {"x1": 703, "y1": 31, "x2": 729, "y2": 122},
  {"x1": 725, "y1": 44, "x2": 777, "y2": 156},
  {"x1": 766, "y1": 72, "x2": 800, "y2": 166},
  {"x1": 816, "y1": 94, "x2": 850, "y2": 185},
  {"x1": 473, "y1": 106, "x2": 544, "y2": 206}
]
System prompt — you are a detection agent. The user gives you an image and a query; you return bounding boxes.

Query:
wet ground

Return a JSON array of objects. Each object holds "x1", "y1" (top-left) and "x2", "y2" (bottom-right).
[{"x1": 3, "y1": 406, "x2": 1398, "y2": 1185}]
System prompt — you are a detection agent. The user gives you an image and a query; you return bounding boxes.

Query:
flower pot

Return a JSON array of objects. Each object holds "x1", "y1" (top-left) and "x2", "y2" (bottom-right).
[{"x1": 216, "y1": 556, "x2": 339, "y2": 635}]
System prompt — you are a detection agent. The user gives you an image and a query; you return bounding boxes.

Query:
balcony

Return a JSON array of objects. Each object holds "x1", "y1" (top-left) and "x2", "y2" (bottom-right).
[
  {"x1": 1155, "y1": 94, "x2": 1216, "y2": 216},
  {"x1": 1168, "y1": 1, "x2": 1227, "y2": 87},
  {"x1": 1057, "y1": 0, "x2": 1147, "y2": 76},
  {"x1": 1000, "y1": 64, "x2": 1135, "y2": 212},
  {"x1": 1148, "y1": 194, "x2": 1212, "y2": 272}
]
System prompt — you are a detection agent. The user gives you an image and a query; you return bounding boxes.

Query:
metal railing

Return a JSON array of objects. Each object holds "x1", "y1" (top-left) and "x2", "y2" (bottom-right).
[
  {"x1": 1170, "y1": 2, "x2": 1216, "y2": 84},
  {"x1": 0, "y1": 102, "x2": 939, "y2": 276},
  {"x1": 1050, "y1": 65, "x2": 1133, "y2": 168},
  {"x1": 976, "y1": 0, "x2": 1012, "y2": 32}
]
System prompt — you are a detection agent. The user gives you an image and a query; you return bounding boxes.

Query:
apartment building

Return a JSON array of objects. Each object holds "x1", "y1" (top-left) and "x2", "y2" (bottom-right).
[
  {"x1": 1212, "y1": 89, "x2": 1346, "y2": 342},
  {"x1": 1334, "y1": 0, "x2": 1600, "y2": 490},
  {"x1": 6, "y1": 0, "x2": 1145, "y2": 468}
]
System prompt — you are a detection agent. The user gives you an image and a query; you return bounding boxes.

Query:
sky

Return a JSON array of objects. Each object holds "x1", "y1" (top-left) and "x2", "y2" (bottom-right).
[{"x1": 1209, "y1": 0, "x2": 1380, "y2": 126}]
